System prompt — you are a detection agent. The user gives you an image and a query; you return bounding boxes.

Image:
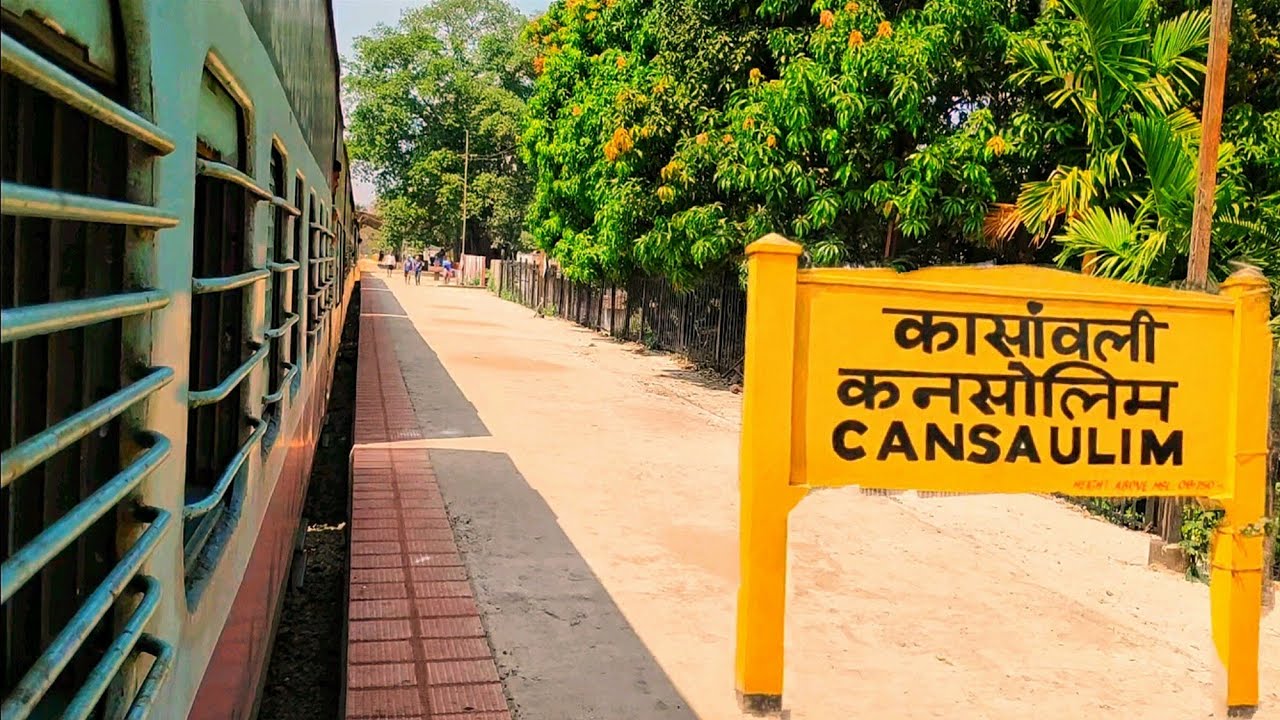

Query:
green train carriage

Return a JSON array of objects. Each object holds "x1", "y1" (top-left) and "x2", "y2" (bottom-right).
[{"x1": 1, "y1": 0, "x2": 358, "y2": 717}]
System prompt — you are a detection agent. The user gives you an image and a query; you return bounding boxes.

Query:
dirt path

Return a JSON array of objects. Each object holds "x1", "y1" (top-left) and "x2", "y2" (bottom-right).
[{"x1": 378, "y1": 273, "x2": 1279, "y2": 720}]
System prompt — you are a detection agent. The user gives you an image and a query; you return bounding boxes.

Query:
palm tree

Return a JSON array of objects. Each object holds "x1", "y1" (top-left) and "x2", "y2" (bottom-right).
[{"x1": 988, "y1": 0, "x2": 1278, "y2": 285}]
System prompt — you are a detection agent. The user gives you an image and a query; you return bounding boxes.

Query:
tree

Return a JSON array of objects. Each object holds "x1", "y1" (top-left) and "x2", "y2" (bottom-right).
[
  {"x1": 523, "y1": 0, "x2": 1277, "y2": 297},
  {"x1": 524, "y1": 0, "x2": 1050, "y2": 283},
  {"x1": 523, "y1": 0, "x2": 774, "y2": 282},
  {"x1": 345, "y1": 0, "x2": 533, "y2": 258},
  {"x1": 992, "y1": 0, "x2": 1279, "y2": 306},
  {"x1": 663, "y1": 0, "x2": 1044, "y2": 278}
]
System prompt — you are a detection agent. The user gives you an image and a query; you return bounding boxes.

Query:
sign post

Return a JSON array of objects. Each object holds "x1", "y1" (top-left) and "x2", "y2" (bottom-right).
[
  {"x1": 1212, "y1": 267, "x2": 1271, "y2": 709},
  {"x1": 733, "y1": 235, "x2": 1273, "y2": 713},
  {"x1": 735, "y1": 236, "x2": 807, "y2": 712}
]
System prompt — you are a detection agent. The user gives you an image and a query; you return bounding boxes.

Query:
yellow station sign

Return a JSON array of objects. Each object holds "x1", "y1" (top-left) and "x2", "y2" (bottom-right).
[
  {"x1": 735, "y1": 235, "x2": 1273, "y2": 713},
  {"x1": 795, "y1": 263, "x2": 1237, "y2": 496}
]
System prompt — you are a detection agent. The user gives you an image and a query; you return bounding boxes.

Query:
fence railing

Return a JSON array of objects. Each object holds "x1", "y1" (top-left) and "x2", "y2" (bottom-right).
[{"x1": 493, "y1": 259, "x2": 749, "y2": 380}]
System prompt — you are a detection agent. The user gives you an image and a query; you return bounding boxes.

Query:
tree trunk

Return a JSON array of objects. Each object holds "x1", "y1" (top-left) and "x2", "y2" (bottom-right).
[{"x1": 883, "y1": 215, "x2": 899, "y2": 261}]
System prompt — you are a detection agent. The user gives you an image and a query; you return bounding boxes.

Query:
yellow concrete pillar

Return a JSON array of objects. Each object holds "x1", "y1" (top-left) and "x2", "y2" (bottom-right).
[
  {"x1": 735, "y1": 234, "x2": 807, "y2": 713},
  {"x1": 1211, "y1": 266, "x2": 1273, "y2": 712}
]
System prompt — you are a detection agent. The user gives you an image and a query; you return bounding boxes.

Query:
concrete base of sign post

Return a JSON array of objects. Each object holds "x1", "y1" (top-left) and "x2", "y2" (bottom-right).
[
  {"x1": 1147, "y1": 537, "x2": 1190, "y2": 574},
  {"x1": 737, "y1": 691, "x2": 782, "y2": 715}
]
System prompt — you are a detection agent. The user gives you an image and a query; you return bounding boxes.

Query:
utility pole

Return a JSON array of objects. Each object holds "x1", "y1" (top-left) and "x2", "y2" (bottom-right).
[
  {"x1": 1186, "y1": 0, "x2": 1233, "y2": 289},
  {"x1": 1154, "y1": 0, "x2": 1233, "y2": 548},
  {"x1": 460, "y1": 129, "x2": 469, "y2": 260}
]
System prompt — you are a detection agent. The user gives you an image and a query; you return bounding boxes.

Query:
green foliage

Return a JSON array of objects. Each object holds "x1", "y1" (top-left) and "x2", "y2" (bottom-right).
[
  {"x1": 523, "y1": 0, "x2": 1279, "y2": 305},
  {"x1": 346, "y1": 0, "x2": 533, "y2": 257},
  {"x1": 376, "y1": 196, "x2": 433, "y2": 256},
  {"x1": 524, "y1": 0, "x2": 1046, "y2": 282},
  {"x1": 994, "y1": 0, "x2": 1279, "y2": 311},
  {"x1": 1179, "y1": 502, "x2": 1223, "y2": 581}
]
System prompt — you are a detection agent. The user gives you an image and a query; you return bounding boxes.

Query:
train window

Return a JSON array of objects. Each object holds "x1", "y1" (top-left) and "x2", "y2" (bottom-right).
[
  {"x1": 292, "y1": 176, "x2": 305, "y2": 381},
  {"x1": 316, "y1": 201, "x2": 324, "y2": 318},
  {"x1": 261, "y1": 144, "x2": 297, "y2": 453},
  {"x1": 1, "y1": 11, "x2": 175, "y2": 719},
  {"x1": 306, "y1": 191, "x2": 319, "y2": 359},
  {"x1": 321, "y1": 205, "x2": 334, "y2": 312},
  {"x1": 184, "y1": 66, "x2": 265, "y2": 594}
]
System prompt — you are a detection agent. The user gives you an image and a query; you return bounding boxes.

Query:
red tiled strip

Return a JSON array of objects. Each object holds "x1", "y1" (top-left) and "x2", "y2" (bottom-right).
[{"x1": 346, "y1": 277, "x2": 510, "y2": 720}]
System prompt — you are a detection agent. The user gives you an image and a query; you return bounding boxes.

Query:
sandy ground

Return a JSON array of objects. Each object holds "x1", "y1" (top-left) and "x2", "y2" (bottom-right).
[{"x1": 367, "y1": 269, "x2": 1279, "y2": 720}]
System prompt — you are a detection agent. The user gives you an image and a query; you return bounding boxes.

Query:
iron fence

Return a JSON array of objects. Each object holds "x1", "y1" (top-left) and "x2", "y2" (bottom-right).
[{"x1": 495, "y1": 260, "x2": 749, "y2": 380}]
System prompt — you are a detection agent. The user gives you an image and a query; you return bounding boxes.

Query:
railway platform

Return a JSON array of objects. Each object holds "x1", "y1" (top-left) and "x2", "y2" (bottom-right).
[{"x1": 344, "y1": 275, "x2": 511, "y2": 720}]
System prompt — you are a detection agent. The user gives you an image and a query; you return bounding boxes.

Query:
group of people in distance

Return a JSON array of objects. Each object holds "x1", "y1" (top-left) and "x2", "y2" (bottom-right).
[{"x1": 378, "y1": 251, "x2": 454, "y2": 285}]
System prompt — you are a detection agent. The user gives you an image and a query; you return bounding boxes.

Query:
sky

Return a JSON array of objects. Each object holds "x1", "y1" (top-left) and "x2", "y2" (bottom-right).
[{"x1": 332, "y1": 0, "x2": 551, "y2": 207}]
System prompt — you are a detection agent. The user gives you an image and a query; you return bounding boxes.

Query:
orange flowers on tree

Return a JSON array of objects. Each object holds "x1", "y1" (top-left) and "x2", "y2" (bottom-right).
[
  {"x1": 876, "y1": 20, "x2": 892, "y2": 38},
  {"x1": 819, "y1": 10, "x2": 835, "y2": 28},
  {"x1": 848, "y1": 30, "x2": 864, "y2": 48}
]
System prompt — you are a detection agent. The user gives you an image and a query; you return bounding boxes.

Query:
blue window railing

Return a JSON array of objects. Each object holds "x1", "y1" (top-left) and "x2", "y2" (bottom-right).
[{"x1": 0, "y1": 30, "x2": 176, "y2": 720}]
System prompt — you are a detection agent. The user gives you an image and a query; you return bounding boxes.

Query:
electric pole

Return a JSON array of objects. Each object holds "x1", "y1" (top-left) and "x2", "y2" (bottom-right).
[
  {"x1": 460, "y1": 129, "x2": 469, "y2": 260},
  {"x1": 1154, "y1": 0, "x2": 1233, "y2": 548},
  {"x1": 1186, "y1": 0, "x2": 1232, "y2": 289}
]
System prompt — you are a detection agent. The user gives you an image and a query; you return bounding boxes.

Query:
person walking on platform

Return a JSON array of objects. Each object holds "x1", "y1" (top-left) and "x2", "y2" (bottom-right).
[
  {"x1": 413, "y1": 256, "x2": 424, "y2": 285},
  {"x1": 403, "y1": 256, "x2": 413, "y2": 284}
]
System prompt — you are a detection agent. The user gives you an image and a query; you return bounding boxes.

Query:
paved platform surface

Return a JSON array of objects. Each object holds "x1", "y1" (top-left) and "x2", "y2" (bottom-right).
[
  {"x1": 361, "y1": 266, "x2": 1279, "y2": 720},
  {"x1": 344, "y1": 275, "x2": 510, "y2": 720}
]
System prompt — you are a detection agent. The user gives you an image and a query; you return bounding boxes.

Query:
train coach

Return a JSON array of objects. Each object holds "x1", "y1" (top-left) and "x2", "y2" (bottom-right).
[{"x1": 2, "y1": 0, "x2": 358, "y2": 717}]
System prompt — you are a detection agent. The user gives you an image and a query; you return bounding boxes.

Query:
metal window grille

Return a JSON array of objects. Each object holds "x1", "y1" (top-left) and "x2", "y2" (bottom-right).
[
  {"x1": 261, "y1": 148, "x2": 298, "y2": 436},
  {"x1": 290, "y1": 178, "x2": 305, "y2": 376},
  {"x1": 305, "y1": 198, "x2": 321, "y2": 355},
  {"x1": 182, "y1": 77, "x2": 291, "y2": 579},
  {"x1": 1, "y1": 27, "x2": 175, "y2": 720},
  {"x1": 306, "y1": 205, "x2": 335, "y2": 348}
]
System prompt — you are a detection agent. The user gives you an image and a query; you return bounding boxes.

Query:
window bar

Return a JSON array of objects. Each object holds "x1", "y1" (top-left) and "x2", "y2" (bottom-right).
[
  {"x1": 195, "y1": 159, "x2": 271, "y2": 201},
  {"x1": 124, "y1": 635, "x2": 174, "y2": 720},
  {"x1": 0, "y1": 32, "x2": 175, "y2": 154},
  {"x1": 264, "y1": 312, "x2": 298, "y2": 339},
  {"x1": 270, "y1": 195, "x2": 300, "y2": 217},
  {"x1": 0, "y1": 367, "x2": 174, "y2": 487},
  {"x1": 311, "y1": 222, "x2": 334, "y2": 239},
  {"x1": 267, "y1": 259, "x2": 300, "y2": 273},
  {"x1": 59, "y1": 575, "x2": 162, "y2": 720},
  {"x1": 191, "y1": 268, "x2": 269, "y2": 295},
  {"x1": 1, "y1": 182, "x2": 179, "y2": 228},
  {"x1": 1, "y1": 290, "x2": 169, "y2": 343},
  {"x1": 183, "y1": 418, "x2": 267, "y2": 519},
  {"x1": 0, "y1": 507, "x2": 172, "y2": 720},
  {"x1": 187, "y1": 342, "x2": 269, "y2": 408},
  {"x1": 1, "y1": 433, "x2": 170, "y2": 603},
  {"x1": 262, "y1": 363, "x2": 298, "y2": 405},
  {"x1": 182, "y1": 504, "x2": 223, "y2": 570}
]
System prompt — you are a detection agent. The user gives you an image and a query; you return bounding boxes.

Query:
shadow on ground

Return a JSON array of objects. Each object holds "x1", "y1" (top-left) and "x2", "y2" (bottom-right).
[{"x1": 431, "y1": 448, "x2": 700, "y2": 720}]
